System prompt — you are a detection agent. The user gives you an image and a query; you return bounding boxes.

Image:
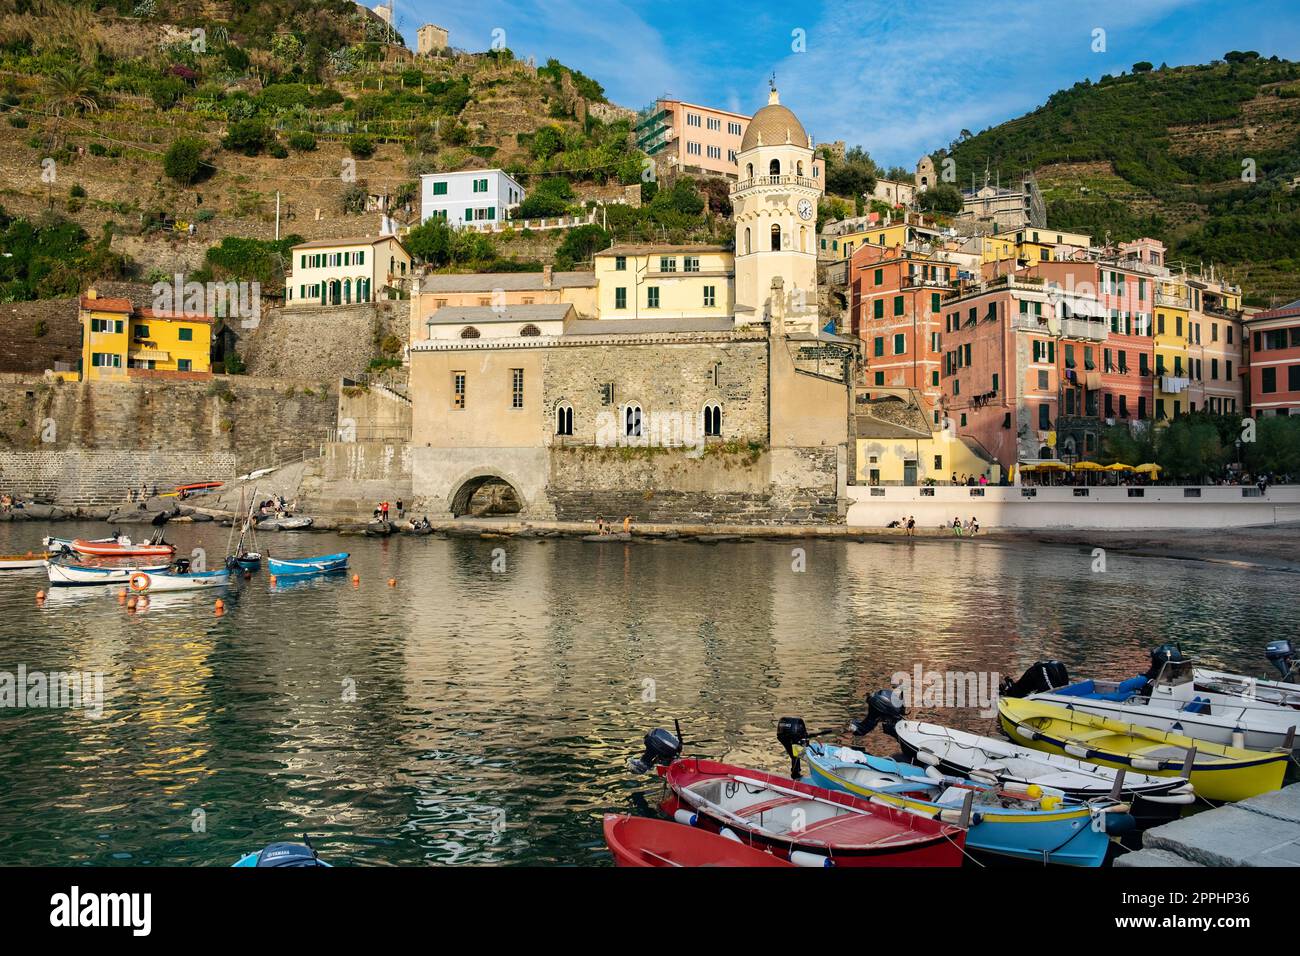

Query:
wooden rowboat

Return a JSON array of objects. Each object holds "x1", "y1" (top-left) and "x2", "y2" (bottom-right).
[
  {"x1": 660, "y1": 758, "x2": 965, "y2": 867},
  {"x1": 267, "y1": 552, "x2": 348, "y2": 577},
  {"x1": 602, "y1": 814, "x2": 793, "y2": 867},
  {"x1": 124, "y1": 568, "x2": 229, "y2": 593},
  {"x1": 47, "y1": 561, "x2": 169, "y2": 587},
  {"x1": 72, "y1": 536, "x2": 176, "y2": 557},
  {"x1": 998, "y1": 697, "x2": 1289, "y2": 803}
]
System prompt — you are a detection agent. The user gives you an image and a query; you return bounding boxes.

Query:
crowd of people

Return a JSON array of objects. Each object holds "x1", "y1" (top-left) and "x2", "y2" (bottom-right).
[
  {"x1": 886, "y1": 514, "x2": 979, "y2": 536},
  {"x1": 372, "y1": 500, "x2": 405, "y2": 522},
  {"x1": 260, "y1": 495, "x2": 297, "y2": 518}
]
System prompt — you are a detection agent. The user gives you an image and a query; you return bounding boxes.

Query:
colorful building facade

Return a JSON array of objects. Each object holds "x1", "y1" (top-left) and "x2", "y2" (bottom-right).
[
  {"x1": 1244, "y1": 299, "x2": 1300, "y2": 417},
  {"x1": 80, "y1": 290, "x2": 212, "y2": 382}
]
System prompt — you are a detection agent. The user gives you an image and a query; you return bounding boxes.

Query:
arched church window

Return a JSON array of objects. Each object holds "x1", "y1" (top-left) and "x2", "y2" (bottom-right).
[
  {"x1": 623, "y1": 403, "x2": 643, "y2": 438},
  {"x1": 555, "y1": 402, "x2": 573, "y2": 436},
  {"x1": 796, "y1": 161, "x2": 804, "y2": 176},
  {"x1": 519, "y1": 324, "x2": 541, "y2": 337},
  {"x1": 770, "y1": 223, "x2": 781, "y2": 252},
  {"x1": 746, "y1": 163, "x2": 753, "y2": 178},
  {"x1": 743, "y1": 227, "x2": 751, "y2": 255},
  {"x1": 703, "y1": 402, "x2": 722, "y2": 437},
  {"x1": 800, "y1": 226, "x2": 808, "y2": 253},
  {"x1": 769, "y1": 159, "x2": 780, "y2": 176},
  {"x1": 460, "y1": 326, "x2": 480, "y2": 339}
]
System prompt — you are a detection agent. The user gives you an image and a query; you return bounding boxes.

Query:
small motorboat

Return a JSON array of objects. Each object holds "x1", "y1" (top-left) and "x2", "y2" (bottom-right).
[
  {"x1": 232, "y1": 840, "x2": 329, "y2": 867},
  {"x1": 1194, "y1": 640, "x2": 1300, "y2": 710},
  {"x1": 998, "y1": 697, "x2": 1289, "y2": 803},
  {"x1": 43, "y1": 533, "x2": 115, "y2": 555},
  {"x1": 71, "y1": 533, "x2": 176, "y2": 557},
  {"x1": 267, "y1": 552, "x2": 349, "y2": 577},
  {"x1": 779, "y1": 718, "x2": 1125, "y2": 868},
  {"x1": 0, "y1": 552, "x2": 50, "y2": 571},
  {"x1": 124, "y1": 565, "x2": 229, "y2": 594},
  {"x1": 1005, "y1": 647, "x2": 1300, "y2": 753},
  {"x1": 258, "y1": 516, "x2": 314, "y2": 531},
  {"x1": 226, "y1": 552, "x2": 262, "y2": 571},
  {"x1": 891, "y1": 720, "x2": 1194, "y2": 822},
  {"x1": 47, "y1": 560, "x2": 170, "y2": 587},
  {"x1": 628, "y1": 727, "x2": 965, "y2": 867},
  {"x1": 602, "y1": 814, "x2": 793, "y2": 867}
]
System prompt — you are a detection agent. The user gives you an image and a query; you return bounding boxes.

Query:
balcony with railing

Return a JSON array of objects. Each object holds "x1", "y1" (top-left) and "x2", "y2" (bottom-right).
[
  {"x1": 731, "y1": 174, "x2": 820, "y2": 193},
  {"x1": 1060, "y1": 316, "x2": 1107, "y2": 341}
]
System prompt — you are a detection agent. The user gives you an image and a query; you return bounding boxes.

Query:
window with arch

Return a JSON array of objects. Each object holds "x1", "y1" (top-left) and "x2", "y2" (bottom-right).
[
  {"x1": 623, "y1": 402, "x2": 642, "y2": 438},
  {"x1": 703, "y1": 402, "x2": 722, "y2": 437},
  {"x1": 800, "y1": 225, "x2": 808, "y2": 253},
  {"x1": 770, "y1": 223, "x2": 781, "y2": 251},
  {"x1": 769, "y1": 158, "x2": 780, "y2": 176},
  {"x1": 743, "y1": 227, "x2": 751, "y2": 255},
  {"x1": 519, "y1": 324, "x2": 541, "y2": 337},
  {"x1": 796, "y1": 160, "x2": 804, "y2": 176},
  {"x1": 746, "y1": 162, "x2": 753, "y2": 178},
  {"x1": 460, "y1": 326, "x2": 481, "y2": 339},
  {"x1": 555, "y1": 402, "x2": 573, "y2": 436}
]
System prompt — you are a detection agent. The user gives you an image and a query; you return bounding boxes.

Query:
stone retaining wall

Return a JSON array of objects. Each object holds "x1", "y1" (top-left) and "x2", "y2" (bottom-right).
[{"x1": 0, "y1": 448, "x2": 237, "y2": 505}]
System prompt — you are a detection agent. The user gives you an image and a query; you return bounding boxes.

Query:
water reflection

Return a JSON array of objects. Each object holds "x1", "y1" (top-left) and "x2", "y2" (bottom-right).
[{"x1": 0, "y1": 522, "x2": 1294, "y2": 866}]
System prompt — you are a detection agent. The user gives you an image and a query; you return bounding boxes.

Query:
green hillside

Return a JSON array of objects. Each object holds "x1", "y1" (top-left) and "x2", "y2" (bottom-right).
[{"x1": 935, "y1": 54, "x2": 1300, "y2": 306}]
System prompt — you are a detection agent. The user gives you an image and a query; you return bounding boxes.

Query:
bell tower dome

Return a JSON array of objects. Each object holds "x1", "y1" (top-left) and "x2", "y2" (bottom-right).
[{"x1": 731, "y1": 84, "x2": 822, "y2": 332}]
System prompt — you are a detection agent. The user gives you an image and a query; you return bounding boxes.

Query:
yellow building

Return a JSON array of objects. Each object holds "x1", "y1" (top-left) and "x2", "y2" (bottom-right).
[
  {"x1": 1154, "y1": 278, "x2": 1192, "y2": 420},
  {"x1": 593, "y1": 244, "x2": 734, "y2": 319},
  {"x1": 820, "y1": 219, "x2": 942, "y2": 263},
  {"x1": 80, "y1": 289, "x2": 212, "y2": 381},
  {"x1": 853, "y1": 389, "x2": 993, "y2": 484},
  {"x1": 984, "y1": 227, "x2": 1092, "y2": 266}
]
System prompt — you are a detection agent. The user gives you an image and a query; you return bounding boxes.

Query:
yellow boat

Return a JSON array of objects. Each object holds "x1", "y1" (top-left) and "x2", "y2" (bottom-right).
[{"x1": 998, "y1": 697, "x2": 1287, "y2": 803}]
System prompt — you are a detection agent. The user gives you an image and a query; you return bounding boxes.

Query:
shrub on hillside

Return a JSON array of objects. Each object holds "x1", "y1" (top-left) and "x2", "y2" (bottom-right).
[
  {"x1": 287, "y1": 131, "x2": 317, "y2": 151},
  {"x1": 162, "y1": 136, "x2": 212, "y2": 185},
  {"x1": 348, "y1": 135, "x2": 376, "y2": 159},
  {"x1": 221, "y1": 119, "x2": 272, "y2": 156}
]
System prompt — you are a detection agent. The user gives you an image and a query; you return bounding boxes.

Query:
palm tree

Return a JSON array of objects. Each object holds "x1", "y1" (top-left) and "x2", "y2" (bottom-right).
[{"x1": 43, "y1": 64, "x2": 100, "y2": 149}]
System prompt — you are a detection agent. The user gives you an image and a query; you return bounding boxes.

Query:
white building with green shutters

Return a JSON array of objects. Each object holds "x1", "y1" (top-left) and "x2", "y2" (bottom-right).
[{"x1": 419, "y1": 169, "x2": 525, "y2": 228}]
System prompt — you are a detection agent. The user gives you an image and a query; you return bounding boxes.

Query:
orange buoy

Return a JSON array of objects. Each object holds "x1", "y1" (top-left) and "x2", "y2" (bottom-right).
[
  {"x1": 352, "y1": 574, "x2": 360, "y2": 586},
  {"x1": 126, "y1": 595, "x2": 137, "y2": 610},
  {"x1": 269, "y1": 574, "x2": 277, "y2": 586},
  {"x1": 35, "y1": 589, "x2": 46, "y2": 603},
  {"x1": 117, "y1": 587, "x2": 127, "y2": 602},
  {"x1": 214, "y1": 598, "x2": 225, "y2": 616},
  {"x1": 387, "y1": 578, "x2": 396, "y2": 587}
]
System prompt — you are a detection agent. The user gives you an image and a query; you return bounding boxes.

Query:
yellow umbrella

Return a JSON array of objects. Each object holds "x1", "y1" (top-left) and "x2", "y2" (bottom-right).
[
  {"x1": 1074, "y1": 461, "x2": 1104, "y2": 471},
  {"x1": 1105, "y1": 462, "x2": 1135, "y2": 472},
  {"x1": 1036, "y1": 461, "x2": 1068, "y2": 470},
  {"x1": 1135, "y1": 463, "x2": 1162, "y2": 475},
  {"x1": 1018, "y1": 462, "x2": 1037, "y2": 471}
]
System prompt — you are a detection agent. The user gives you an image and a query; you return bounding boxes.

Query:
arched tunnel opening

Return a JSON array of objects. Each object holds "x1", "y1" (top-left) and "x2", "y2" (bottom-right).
[{"x1": 450, "y1": 476, "x2": 523, "y2": 517}]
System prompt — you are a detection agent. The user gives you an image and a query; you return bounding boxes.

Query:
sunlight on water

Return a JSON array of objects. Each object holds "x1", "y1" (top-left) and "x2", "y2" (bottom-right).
[{"x1": 0, "y1": 522, "x2": 1295, "y2": 866}]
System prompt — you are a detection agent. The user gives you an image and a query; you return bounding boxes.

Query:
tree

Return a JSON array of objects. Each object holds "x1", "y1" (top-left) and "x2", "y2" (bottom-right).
[
  {"x1": 824, "y1": 145, "x2": 877, "y2": 199},
  {"x1": 529, "y1": 124, "x2": 565, "y2": 160},
  {"x1": 1156, "y1": 416, "x2": 1226, "y2": 481},
  {"x1": 1132, "y1": 62, "x2": 1154, "y2": 73},
  {"x1": 221, "y1": 119, "x2": 272, "y2": 156},
  {"x1": 162, "y1": 136, "x2": 211, "y2": 185},
  {"x1": 554, "y1": 224, "x2": 609, "y2": 269},
  {"x1": 919, "y1": 183, "x2": 963, "y2": 215},
  {"x1": 1244, "y1": 416, "x2": 1300, "y2": 476},
  {"x1": 516, "y1": 178, "x2": 573, "y2": 219}
]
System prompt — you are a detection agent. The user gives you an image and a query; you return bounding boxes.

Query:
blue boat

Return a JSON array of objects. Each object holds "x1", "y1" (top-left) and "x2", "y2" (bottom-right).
[
  {"x1": 799, "y1": 741, "x2": 1124, "y2": 867},
  {"x1": 267, "y1": 552, "x2": 349, "y2": 577},
  {"x1": 232, "y1": 842, "x2": 330, "y2": 867}
]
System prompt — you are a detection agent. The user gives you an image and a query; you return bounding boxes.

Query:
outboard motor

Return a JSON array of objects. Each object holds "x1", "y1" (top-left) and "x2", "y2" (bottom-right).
[
  {"x1": 172, "y1": 557, "x2": 190, "y2": 574},
  {"x1": 627, "y1": 727, "x2": 682, "y2": 775},
  {"x1": 777, "y1": 717, "x2": 809, "y2": 778},
  {"x1": 1146, "y1": 643, "x2": 1183, "y2": 681},
  {"x1": 250, "y1": 840, "x2": 327, "y2": 867},
  {"x1": 849, "y1": 688, "x2": 907, "y2": 738},
  {"x1": 1000, "y1": 661, "x2": 1070, "y2": 698},
  {"x1": 1266, "y1": 640, "x2": 1296, "y2": 680}
]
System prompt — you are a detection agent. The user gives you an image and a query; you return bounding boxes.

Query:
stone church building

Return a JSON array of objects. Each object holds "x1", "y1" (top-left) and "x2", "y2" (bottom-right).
[{"x1": 407, "y1": 88, "x2": 857, "y2": 524}]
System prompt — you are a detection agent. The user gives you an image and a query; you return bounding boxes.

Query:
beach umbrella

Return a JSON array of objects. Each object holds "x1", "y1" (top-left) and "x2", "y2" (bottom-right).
[
  {"x1": 1135, "y1": 463, "x2": 1162, "y2": 475},
  {"x1": 1105, "y1": 462, "x2": 1134, "y2": 471},
  {"x1": 1075, "y1": 461, "x2": 1104, "y2": 470}
]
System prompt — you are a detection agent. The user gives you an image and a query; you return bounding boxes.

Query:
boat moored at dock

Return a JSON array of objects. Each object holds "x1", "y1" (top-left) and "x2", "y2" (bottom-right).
[{"x1": 266, "y1": 552, "x2": 349, "y2": 576}]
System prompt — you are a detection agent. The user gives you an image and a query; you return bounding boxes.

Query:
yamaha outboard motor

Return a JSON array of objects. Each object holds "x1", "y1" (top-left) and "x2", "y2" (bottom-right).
[
  {"x1": 849, "y1": 688, "x2": 907, "y2": 738},
  {"x1": 777, "y1": 717, "x2": 809, "y2": 778},
  {"x1": 627, "y1": 727, "x2": 682, "y2": 774},
  {"x1": 1266, "y1": 640, "x2": 1296, "y2": 680},
  {"x1": 999, "y1": 661, "x2": 1070, "y2": 698},
  {"x1": 251, "y1": 840, "x2": 327, "y2": 867},
  {"x1": 1146, "y1": 643, "x2": 1183, "y2": 681}
]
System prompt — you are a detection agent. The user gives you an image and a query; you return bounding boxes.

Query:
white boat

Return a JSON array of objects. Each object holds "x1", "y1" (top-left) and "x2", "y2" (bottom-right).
[
  {"x1": 1194, "y1": 641, "x2": 1300, "y2": 710},
  {"x1": 120, "y1": 567, "x2": 229, "y2": 593},
  {"x1": 892, "y1": 720, "x2": 1195, "y2": 809},
  {"x1": 47, "y1": 561, "x2": 169, "y2": 587},
  {"x1": 1023, "y1": 657, "x2": 1300, "y2": 753},
  {"x1": 0, "y1": 553, "x2": 49, "y2": 571},
  {"x1": 43, "y1": 533, "x2": 116, "y2": 555}
]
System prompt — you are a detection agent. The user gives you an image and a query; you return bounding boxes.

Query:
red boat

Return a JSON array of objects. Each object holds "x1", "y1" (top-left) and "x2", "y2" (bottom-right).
[
  {"x1": 659, "y1": 758, "x2": 965, "y2": 867},
  {"x1": 71, "y1": 536, "x2": 176, "y2": 558},
  {"x1": 603, "y1": 814, "x2": 793, "y2": 867}
]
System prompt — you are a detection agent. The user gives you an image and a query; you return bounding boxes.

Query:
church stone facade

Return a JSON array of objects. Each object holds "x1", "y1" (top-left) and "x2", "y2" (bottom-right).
[{"x1": 406, "y1": 89, "x2": 855, "y2": 524}]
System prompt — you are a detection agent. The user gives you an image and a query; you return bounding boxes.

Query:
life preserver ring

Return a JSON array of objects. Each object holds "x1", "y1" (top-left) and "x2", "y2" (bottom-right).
[{"x1": 129, "y1": 572, "x2": 152, "y2": 593}]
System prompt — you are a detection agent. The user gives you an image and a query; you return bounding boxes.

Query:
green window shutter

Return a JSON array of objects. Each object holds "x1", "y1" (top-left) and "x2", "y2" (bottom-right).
[
  {"x1": 893, "y1": 296, "x2": 904, "y2": 316},
  {"x1": 894, "y1": 333, "x2": 905, "y2": 354},
  {"x1": 874, "y1": 269, "x2": 883, "y2": 285},
  {"x1": 873, "y1": 337, "x2": 884, "y2": 356},
  {"x1": 873, "y1": 299, "x2": 883, "y2": 319},
  {"x1": 874, "y1": 371, "x2": 884, "y2": 385},
  {"x1": 931, "y1": 293, "x2": 940, "y2": 313}
]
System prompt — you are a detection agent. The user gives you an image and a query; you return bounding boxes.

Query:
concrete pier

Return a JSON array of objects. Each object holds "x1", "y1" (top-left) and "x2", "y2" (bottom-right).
[{"x1": 1117, "y1": 783, "x2": 1300, "y2": 867}]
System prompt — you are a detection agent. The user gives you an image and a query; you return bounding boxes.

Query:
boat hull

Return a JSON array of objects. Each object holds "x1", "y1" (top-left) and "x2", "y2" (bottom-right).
[
  {"x1": 0, "y1": 554, "x2": 49, "y2": 571},
  {"x1": 603, "y1": 815, "x2": 792, "y2": 867},
  {"x1": 126, "y1": 569, "x2": 229, "y2": 593},
  {"x1": 999, "y1": 698, "x2": 1288, "y2": 803},
  {"x1": 801, "y1": 743, "x2": 1113, "y2": 867},
  {"x1": 267, "y1": 553, "x2": 349, "y2": 577},
  {"x1": 47, "y1": 562, "x2": 169, "y2": 586},
  {"x1": 71, "y1": 539, "x2": 176, "y2": 558},
  {"x1": 660, "y1": 758, "x2": 964, "y2": 867}
]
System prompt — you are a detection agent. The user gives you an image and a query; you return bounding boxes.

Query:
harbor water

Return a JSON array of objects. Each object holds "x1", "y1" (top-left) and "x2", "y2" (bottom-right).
[{"x1": 0, "y1": 521, "x2": 1295, "y2": 866}]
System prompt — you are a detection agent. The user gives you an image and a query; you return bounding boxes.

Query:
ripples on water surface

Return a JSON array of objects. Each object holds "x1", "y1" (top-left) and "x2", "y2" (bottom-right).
[{"x1": 0, "y1": 521, "x2": 1295, "y2": 866}]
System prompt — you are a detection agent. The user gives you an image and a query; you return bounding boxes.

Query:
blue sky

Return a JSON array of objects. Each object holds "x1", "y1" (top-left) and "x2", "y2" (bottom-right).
[{"x1": 393, "y1": 0, "x2": 1300, "y2": 168}]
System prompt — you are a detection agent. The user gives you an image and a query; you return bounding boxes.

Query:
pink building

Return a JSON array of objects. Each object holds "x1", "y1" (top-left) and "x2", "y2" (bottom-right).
[{"x1": 1244, "y1": 299, "x2": 1300, "y2": 417}]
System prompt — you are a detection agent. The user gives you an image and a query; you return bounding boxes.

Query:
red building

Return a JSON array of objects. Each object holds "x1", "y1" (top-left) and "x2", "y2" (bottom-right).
[
  {"x1": 1244, "y1": 299, "x2": 1300, "y2": 417},
  {"x1": 850, "y1": 243, "x2": 961, "y2": 415}
]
